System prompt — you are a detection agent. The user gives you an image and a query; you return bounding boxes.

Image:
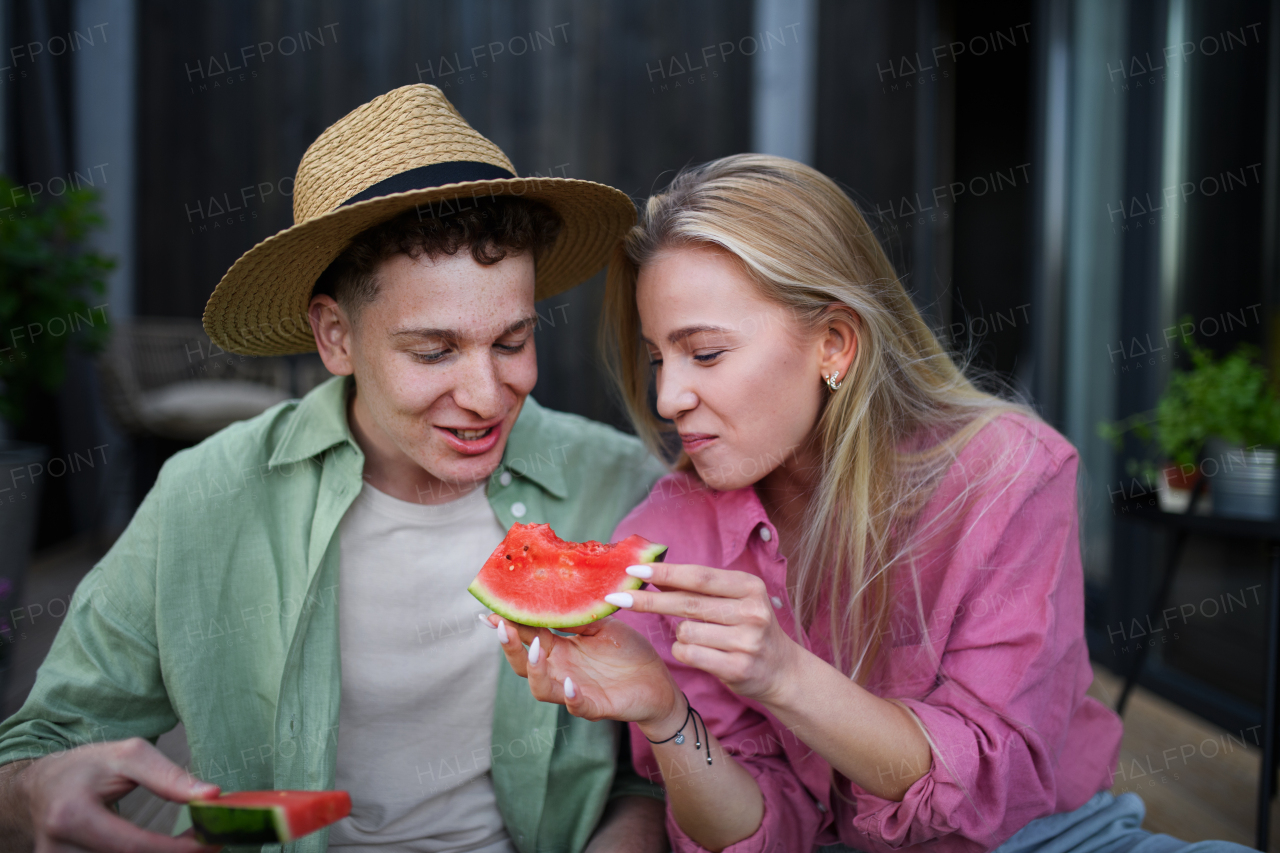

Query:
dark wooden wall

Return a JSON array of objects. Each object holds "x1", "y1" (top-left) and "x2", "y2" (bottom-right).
[
  {"x1": 815, "y1": 0, "x2": 1037, "y2": 383},
  {"x1": 949, "y1": 1, "x2": 1035, "y2": 384},
  {"x1": 815, "y1": 1, "x2": 945, "y2": 323},
  {"x1": 1177, "y1": 0, "x2": 1270, "y2": 358},
  {"x1": 135, "y1": 0, "x2": 753, "y2": 428}
]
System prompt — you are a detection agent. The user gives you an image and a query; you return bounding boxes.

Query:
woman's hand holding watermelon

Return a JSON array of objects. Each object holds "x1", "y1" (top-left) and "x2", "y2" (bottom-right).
[
  {"x1": 485, "y1": 614, "x2": 685, "y2": 729},
  {"x1": 479, "y1": 554, "x2": 788, "y2": 851},
  {"x1": 485, "y1": 567, "x2": 774, "y2": 852}
]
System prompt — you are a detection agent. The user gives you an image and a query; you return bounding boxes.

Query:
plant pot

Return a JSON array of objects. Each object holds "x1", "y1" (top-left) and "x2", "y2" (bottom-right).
[
  {"x1": 1202, "y1": 437, "x2": 1280, "y2": 521},
  {"x1": 0, "y1": 441, "x2": 47, "y2": 699},
  {"x1": 1156, "y1": 462, "x2": 1209, "y2": 513}
]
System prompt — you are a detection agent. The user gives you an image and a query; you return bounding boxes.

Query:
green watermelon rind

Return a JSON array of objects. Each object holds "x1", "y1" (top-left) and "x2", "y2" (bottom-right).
[
  {"x1": 189, "y1": 802, "x2": 292, "y2": 844},
  {"x1": 469, "y1": 541, "x2": 668, "y2": 628}
]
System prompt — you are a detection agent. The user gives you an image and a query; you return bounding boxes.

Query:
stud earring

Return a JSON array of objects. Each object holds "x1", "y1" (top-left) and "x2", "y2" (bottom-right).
[{"x1": 824, "y1": 370, "x2": 842, "y2": 391}]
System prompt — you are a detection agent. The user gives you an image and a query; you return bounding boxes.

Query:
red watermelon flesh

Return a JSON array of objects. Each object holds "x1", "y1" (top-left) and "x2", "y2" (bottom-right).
[
  {"x1": 188, "y1": 790, "x2": 352, "y2": 844},
  {"x1": 468, "y1": 523, "x2": 667, "y2": 628}
]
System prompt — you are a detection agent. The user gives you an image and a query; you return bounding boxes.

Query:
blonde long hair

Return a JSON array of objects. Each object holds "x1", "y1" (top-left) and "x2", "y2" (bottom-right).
[{"x1": 602, "y1": 154, "x2": 1039, "y2": 681}]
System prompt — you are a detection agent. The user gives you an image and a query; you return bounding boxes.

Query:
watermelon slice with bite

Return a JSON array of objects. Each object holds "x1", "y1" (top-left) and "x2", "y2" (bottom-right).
[
  {"x1": 188, "y1": 790, "x2": 352, "y2": 844},
  {"x1": 469, "y1": 523, "x2": 667, "y2": 628}
]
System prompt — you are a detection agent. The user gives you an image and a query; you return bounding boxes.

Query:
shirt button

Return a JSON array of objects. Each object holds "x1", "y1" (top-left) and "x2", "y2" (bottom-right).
[
  {"x1": 816, "y1": 801, "x2": 828, "y2": 813},
  {"x1": 498, "y1": 471, "x2": 513, "y2": 487},
  {"x1": 770, "y1": 596, "x2": 783, "y2": 609},
  {"x1": 759, "y1": 527, "x2": 773, "y2": 542},
  {"x1": 511, "y1": 502, "x2": 527, "y2": 518}
]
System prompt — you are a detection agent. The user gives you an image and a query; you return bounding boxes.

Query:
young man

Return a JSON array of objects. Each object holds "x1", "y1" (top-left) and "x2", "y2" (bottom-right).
[{"x1": 0, "y1": 85, "x2": 667, "y2": 853}]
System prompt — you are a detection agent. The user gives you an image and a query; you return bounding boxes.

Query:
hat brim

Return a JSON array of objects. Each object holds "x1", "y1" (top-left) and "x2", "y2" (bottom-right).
[{"x1": 202, "y1": 177, "x2": 636, "y2": 356}]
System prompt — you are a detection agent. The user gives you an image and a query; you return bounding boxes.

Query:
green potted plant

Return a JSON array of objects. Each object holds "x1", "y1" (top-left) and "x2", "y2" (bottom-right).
[
  {"x1": 0, "y1": 175, "x2": 113, "y2": 690},
  {"x1": 1099, "y1": 328, "x2": 1280, "y2": 518}
]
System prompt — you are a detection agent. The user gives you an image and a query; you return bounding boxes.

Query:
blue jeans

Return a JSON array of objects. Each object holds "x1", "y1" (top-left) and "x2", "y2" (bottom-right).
[{"x1": 817, "y1": 791, "x2": 1254, "y2": 853}]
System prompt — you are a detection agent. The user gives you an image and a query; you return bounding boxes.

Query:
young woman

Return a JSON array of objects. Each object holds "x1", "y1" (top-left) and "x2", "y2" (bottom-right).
[{"x1": 486, "y1": 155, "x2": 1249, "y2": 853}]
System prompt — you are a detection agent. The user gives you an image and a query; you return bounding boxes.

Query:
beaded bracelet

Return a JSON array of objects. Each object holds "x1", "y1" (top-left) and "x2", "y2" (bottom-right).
[{"x1": 645, "y1": 693, "x2": 712, "y2": 766}]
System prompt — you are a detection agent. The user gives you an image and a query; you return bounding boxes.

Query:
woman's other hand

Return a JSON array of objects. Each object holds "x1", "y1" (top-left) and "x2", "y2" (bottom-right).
[
  {"x1": 481, "y1": 583, "x2": 774, "y2": 852},
  {"x1": 608, "y1": 563, "x2": 802, "y2": 706},
  {"x1": 482, "y1": 613, "x2": 682, "y2": 729}
]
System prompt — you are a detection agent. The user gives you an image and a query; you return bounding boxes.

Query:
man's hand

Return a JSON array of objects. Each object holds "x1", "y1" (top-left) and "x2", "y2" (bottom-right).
[
  {"x1": 583, "y1": 796, "x2": 667, "y2": 853},
  {"x1": 0, "y1": 737, "x2": 222, "y2": 853}
]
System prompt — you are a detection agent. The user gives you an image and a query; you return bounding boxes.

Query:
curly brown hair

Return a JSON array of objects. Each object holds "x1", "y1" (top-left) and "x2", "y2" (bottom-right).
[{"x1": 312, "y1": 195, "x2": 563, "y2": 320}]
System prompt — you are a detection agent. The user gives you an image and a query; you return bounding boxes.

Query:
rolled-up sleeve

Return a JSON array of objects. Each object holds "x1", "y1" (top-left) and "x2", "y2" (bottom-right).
[{"x1": 843, "y1": 450, "x2": 1112, "y2": 852}]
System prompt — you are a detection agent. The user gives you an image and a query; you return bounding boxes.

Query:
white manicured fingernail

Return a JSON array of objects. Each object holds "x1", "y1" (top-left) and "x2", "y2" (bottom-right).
[
  {"x1": 604, "y1": 592, "x2": 634, "y2": 608},
  {"x1": 528, "y1": 636, "x2": 541, "y2": 665},
  {"x1": 477, "y1": 613, "x2": 495, "y2": 629},
  {"x1": 497, "y1": 619, "x2": 509, "y2": 644},
  {"x1": 625, "y1": 565, "x2": 653, "y2": 579},
  {"x1": 564, "y1": 676, "x2": 576, "y2": 699}
]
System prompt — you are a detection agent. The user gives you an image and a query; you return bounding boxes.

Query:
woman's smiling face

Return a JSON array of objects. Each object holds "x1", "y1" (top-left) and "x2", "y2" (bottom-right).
[{"x1": 636, "y1": 243, "x2": 832, "y2": 492}]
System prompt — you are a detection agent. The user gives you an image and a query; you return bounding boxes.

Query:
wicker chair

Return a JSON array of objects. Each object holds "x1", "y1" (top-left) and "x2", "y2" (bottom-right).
[{"x1": 98, "y1": 318, "x2": 299, "y2": 441}]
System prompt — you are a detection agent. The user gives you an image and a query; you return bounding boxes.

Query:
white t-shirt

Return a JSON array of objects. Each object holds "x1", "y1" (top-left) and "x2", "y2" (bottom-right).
[{"x1": 327, "y1": 481, "x2": 516, "y2": 853}]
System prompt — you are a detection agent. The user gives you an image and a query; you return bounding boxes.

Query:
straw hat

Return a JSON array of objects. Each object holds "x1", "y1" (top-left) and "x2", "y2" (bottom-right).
[{"x1": 202, "y1": 84, "x2": 636, "y2": 356}]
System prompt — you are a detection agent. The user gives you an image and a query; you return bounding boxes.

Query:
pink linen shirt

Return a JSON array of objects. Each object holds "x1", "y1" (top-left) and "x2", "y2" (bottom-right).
[{"x1": 612, "y1": 412, "x2": 1122, "y2": 853}]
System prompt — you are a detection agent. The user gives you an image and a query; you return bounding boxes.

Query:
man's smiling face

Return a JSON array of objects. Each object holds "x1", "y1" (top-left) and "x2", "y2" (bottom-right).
[{"x1": 309, "y1": 249, "x2": 538, "y2": 502}]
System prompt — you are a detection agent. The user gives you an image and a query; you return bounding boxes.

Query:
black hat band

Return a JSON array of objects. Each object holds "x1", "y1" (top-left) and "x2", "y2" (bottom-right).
[{"x1": 340, "y1": 161, "x2": 517, "y2": 207}]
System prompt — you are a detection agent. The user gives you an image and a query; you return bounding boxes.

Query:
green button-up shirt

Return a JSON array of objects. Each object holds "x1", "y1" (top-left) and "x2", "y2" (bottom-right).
[{"x1": 0, "y1": 375, "x2": 666, "y2": 853}]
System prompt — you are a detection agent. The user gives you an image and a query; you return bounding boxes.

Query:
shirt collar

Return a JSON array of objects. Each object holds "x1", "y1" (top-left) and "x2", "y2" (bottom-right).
[
  {"x1": 495, "y1": 396, "x2": 569, "y2": 499},
  {"x1": 267, "y1": 377, "x2": 567, "y2": 499},
  {"x1": 268, "y1": 374, "x2": 359, "y2": 468}
]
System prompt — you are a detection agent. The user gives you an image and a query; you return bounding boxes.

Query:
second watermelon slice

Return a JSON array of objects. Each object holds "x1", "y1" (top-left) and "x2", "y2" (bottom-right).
[{"x1": 189, "y1": 790, "x2": 352, "y2": 844}]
